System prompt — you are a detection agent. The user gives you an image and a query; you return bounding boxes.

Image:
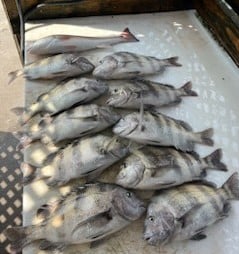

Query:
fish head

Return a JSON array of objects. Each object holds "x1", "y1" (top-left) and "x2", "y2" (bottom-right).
[
  {"x1": 107, "y1": 87, "x2": 133, "y2": 107},
  {"x1": 80, "y1": 78, "x2": 109, "y2": 95},
  {"x1": 115, "y1": 155, "x2": 144, "y2": 188},
  {"x1": 102, "y1": 136, "x2": 129, "y2": 159},
  {"x1": 144, "y1": 204, "x2": 175, "y2": 246},
  {"x1": 113, "y1": 113, "x2": 139, "y2": 136},
  {"x1": 93, "y1": 56, "x2": 118, "y2": 79},
  {"x1": 112, "y1": 187, "x2": 146, "y2": 220},
  {"x1": 98, "y1": 106, "x2": 121, "y2": 124}
]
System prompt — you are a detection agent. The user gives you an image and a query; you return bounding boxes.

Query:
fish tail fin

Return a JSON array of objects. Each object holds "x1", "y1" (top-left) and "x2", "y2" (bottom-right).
[
  {"x1": 8, "y1": 70, "x2": 23, "y2": 85},
  {"x1": 121, "y1": 27, "x2": 139, "y2": 42},
  {"x1": 21, "y1": 162, "x2": 39, "y2": 185},
  {"x1": 195, "y1": 128, "x2": 214, "y2": 146},
  {"x1": 4, "y1": 226, "x2": 34, "y2": 253},
  {"x1": 11, "y1": 107, "x2": 32, "y2": 125},
  {"x1": 222, "y1": 172, "x2": 239, "y2": 200},
  {"x1": 203, "y1": 149, "x2": 228, "y2": 171},
  {"x1": 163, "y1": 56, "x2": 182, "y2": 67},
  {"x1": 179, "y1": 81, "x2": 198, "y2": 96}
]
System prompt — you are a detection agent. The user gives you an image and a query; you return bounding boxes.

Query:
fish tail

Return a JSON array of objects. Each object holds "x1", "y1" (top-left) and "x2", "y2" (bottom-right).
[
  {"x1": 203, "y1": 149, "x2": 228, "y2": 171},
  {"x1": 4, "y1": 226, "x2": 34, "y2": 253},
  {"x1": 21, "y1": 162, "x2": 39, "y2": 185},
  {"x1": 121, "y1": 27, "x2": 139, "y2": 42},
  {"x1": 222, "y1": 172, "x2": 239, "y2": 199},
  {"x1": 195, "y1": 128, "x2": 214, "y2": 146},
  {"x1": 163, "y1": 56, "x2": 182, "y2": 67},
  {"x1": 11, "y1": 107, "x2": 33, "y2": 125},
  {"x1": 8, "y1": 70, "x2": 23, "y2": 85},
  {"x1": 179, "y1": 81, "x2": 198, "y2": 96}
]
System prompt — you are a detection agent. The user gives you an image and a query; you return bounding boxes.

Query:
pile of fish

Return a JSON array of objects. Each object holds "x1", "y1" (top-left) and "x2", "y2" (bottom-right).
[{"x1": 5, "y1": 27, "x2": 238, "y2": 253}]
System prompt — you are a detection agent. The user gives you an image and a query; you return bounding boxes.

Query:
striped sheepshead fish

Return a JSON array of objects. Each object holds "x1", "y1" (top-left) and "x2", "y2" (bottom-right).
[
  {"x1": 20, "y1": 104, "x2": 120, "y2": 145},
  {"x1": 113, "y1": 111, "x2": 214, "y2": 152},
  {"x1": 115, "y1": 147, "x2": 227, "y2": 190},
  {"x1": 27, "y1": 28, "x2": 139, "y2": 55},
  {"x1": 144, "y1": 172, "x2": 239, "y2": 245},
  {"x1": 8, "y1": 53, "x2": 94, "y2": 84},
  {"x1": 12, "y1": 78, "x2": 108, "y2": 124},
  {"x1": 93, "y1": 51, "x2": 181, "y2": 79},
  {"x1": 22, "y1": 134, "x2": 129, "y2": 186},
  {"x1": 107, "y1": 80, "x2": 197, "y2": 109},
  {"x1": 4, "y1": 182, "x2": 145, "y2": 253}
]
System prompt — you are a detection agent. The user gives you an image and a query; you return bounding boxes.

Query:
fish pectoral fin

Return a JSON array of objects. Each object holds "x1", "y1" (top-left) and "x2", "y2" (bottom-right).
[
  {"x1": 190, "y1": 233, "x2": 207, "y2": 241},
  {"x1": 72, "y1": 209, "x2": 112, "y2": 236},
  {"x1": 176, "y1": 203, "x2": 203, "y2": 228},
  {"x1": 39, "y1": 240, "x2": 66, "y2": 251}
]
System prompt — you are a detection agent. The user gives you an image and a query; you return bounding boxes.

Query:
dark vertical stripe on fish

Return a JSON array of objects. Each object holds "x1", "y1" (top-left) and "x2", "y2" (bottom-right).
[{"x1": 196, "y1": 185, "x2": 222, "y2": 212}]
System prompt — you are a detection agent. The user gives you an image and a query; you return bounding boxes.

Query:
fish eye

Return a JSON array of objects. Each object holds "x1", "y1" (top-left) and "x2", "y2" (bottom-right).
[
  {"x1": 148, "y1": 216, "x2": 154, "y2": 222},
  {"x1": 99, "y1": 60, "x2": 103, "y2": 64},
  {"x1": 114, "y1": 89, "x2": 118, "y2": 93},
  {"x1": 126, "y1": 191, "x2": 132, "y2": 198},
  {"x1": 122, "y1": 162, "x2": 127, "y2": 168}
]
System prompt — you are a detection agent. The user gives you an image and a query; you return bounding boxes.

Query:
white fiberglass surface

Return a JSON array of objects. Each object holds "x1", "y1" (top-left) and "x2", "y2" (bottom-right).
[{"x1": 23, "y1": 10, "x2": 239, "y2": 254}]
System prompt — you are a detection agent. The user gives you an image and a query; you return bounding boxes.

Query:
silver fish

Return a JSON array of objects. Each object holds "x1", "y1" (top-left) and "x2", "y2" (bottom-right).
[
  {"x1": 107, "y1": 80, "x2": 197, "y2": 109},
  {"x1": 116, "y1": 147, "x2": 227, "y2": 190},
  {"x1": 8, "y1": 53, "x2": 94, "y2": 84},
  {"x1": 24, "y1": 141, "x2": 62, "y2": 168},
  {"x1": 144, "y1": 173, "x2": 239, "y2": 246},
  {"x1": 22, "y1": 134, "x2": 129, "y2": 186},
  {"x1": 12, "y1": 78, "x2": 108, "y2": 124},
  {"x1": 93, "y1": 51, "x2": 181, "y2": 79},
  {"x1": 4, "y1": 182, "x2": 145, "y2": 253},
  {"x1": 27, "y1": 28, "x2": 139, "y2": 55},
  {"x1": 113, "y1": 111, "x2": 214, "y2": 152},
  {"x1": 23, "y1": 104, "x2": 120, "y2": 144}
]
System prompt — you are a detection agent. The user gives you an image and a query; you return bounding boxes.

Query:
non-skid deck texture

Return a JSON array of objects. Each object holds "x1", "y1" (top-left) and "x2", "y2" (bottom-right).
[
  {"x1": 0, "y1": 132, "x2": 23, "y2": 254},
  {"x1": 23, "y1": 10, "x2": 239, "y2": 254}
]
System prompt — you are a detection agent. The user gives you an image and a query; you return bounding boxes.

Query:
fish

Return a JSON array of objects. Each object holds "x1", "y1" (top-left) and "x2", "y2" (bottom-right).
[
  {"x1": 22, "y1": 134, "x2": 129, "y2": 186},
  {"x1": 21, "y1": 104, "x2": 121, "y2": 145},
  {"x1": 24, "y1": 140, "x2": 62, "y2": 168},
  {"x1": 4, "y1": 182, "x2": 145, "y2": 253},
  {"x1": 143, "y1": 172, "x2": 239, "y2": 246},
  {"x1": 27, "y1": 28, "x2": 139, "y2": 55},
  {"x1": 107, "y1": 80, "x2": 197, "y2": 109},
  {"x1": 93, "y1": 51, "x2": 182, "y2": 79},
  {"x1": 11, "y1": 78, "x2": 108, "y2": 124},
  {"x1": 8, "y1": 53, "x2": 94, "y2": 84},
  {"x1": 113, "y1": 111, "x2": 214, "y2": 152},
  {"x1": 115, "y1": 147, "x2": 227, "y2": 190}
]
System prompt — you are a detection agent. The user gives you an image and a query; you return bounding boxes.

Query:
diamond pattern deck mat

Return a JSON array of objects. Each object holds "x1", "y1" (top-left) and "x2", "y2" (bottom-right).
[{"x1": 0, "y1": 131, "x2": 23, "y2": 254}]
